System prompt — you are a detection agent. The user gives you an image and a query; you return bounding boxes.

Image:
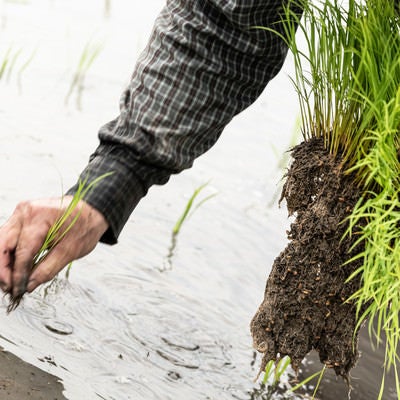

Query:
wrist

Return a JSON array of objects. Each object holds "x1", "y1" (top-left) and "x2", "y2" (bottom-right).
[{"x1": 82, "y1": 200, "x2": 109, "y2": 238}]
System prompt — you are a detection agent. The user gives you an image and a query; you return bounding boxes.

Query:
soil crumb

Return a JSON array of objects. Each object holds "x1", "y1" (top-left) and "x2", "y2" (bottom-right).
[{"x1": 251, "y1": 138, "x2": 364, "y2": 380}]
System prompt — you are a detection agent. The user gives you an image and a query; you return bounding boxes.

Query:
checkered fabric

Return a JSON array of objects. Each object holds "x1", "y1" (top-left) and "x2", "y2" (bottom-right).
[{"x1": 68, "y1": 0, "x2": 299, "y2": 244}]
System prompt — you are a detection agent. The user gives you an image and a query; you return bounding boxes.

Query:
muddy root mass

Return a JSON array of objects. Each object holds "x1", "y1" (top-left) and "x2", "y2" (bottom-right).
[{"x1": 251, "y1": 138, "x2": 364, "y2": 380}]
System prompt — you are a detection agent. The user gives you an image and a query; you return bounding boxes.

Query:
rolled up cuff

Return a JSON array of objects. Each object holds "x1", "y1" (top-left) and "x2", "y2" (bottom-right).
[{"x1": 66, "y1": 155, "x2": 146, "y2": 244}]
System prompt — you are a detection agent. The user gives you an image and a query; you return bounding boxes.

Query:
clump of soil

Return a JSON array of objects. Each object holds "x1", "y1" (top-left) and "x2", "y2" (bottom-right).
[{"x1": 251, "y1": 138, "x2": 365, "y2": 381}]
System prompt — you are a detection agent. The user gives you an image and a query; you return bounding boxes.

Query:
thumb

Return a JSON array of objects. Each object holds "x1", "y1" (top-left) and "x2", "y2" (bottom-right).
[{"x1": 26, "y1": 245, "x2": 74, "y2": 293}]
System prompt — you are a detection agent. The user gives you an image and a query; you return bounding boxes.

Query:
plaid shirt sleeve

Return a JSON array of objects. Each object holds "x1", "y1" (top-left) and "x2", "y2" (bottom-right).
[{"x1": 67, "y1": 0, "x2": 297, "y2": 244}]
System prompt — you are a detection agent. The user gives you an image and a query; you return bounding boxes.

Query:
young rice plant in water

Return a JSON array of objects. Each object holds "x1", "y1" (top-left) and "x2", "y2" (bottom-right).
[
  {"x1": 0, "y1": 47, "x2": 35, "y2": 90},
  {"x1": 255, "y1": 0, "x2": 400, "y2": 397},
  {"x1": 164, "y1": 182, "x2": 216, "y2": 270},
  {"x1": 65, "y1": 39, "x2": 104, "y2": 110}
]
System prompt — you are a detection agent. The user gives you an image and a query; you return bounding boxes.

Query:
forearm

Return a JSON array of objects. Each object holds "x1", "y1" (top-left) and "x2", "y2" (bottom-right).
[{"x1": 68, "y1": 0, "x2": 298, "y2": 244}]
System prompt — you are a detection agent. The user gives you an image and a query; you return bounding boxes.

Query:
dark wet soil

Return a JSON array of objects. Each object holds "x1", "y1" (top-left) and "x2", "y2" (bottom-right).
[
  {"x1": 0, "y1": 346, "x2": 66, "y2": 400},
  {"x1": 251, "y1": 138, "x2": 365, "y2": 381}
]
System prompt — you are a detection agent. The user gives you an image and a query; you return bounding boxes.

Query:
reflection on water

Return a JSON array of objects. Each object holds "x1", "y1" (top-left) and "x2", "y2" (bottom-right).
[{"x1": 0, "y1": 1, "x2": 396, "y2": 399}]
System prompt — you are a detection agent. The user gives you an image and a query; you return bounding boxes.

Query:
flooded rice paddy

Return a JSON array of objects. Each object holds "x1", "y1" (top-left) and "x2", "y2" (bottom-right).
[{"x1": 0, "y1": 1, "x2": 397, "y2": 399}]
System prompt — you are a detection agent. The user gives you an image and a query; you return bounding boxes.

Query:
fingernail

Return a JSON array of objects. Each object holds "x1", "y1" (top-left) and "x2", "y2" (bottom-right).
[{"x1": 27, "y1": 279, "x2": 36, "y2": 293}]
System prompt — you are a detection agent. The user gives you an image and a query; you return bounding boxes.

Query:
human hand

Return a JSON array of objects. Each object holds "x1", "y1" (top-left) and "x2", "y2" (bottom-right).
[{"x1": 0, "y1": 197, "x2": 108, "y2": 306}]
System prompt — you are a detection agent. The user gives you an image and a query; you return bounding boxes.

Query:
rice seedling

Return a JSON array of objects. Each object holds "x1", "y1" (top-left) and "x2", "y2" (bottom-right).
[
  {"x1": 65, "y1": 39, "x2": 104, "y2": 110},
  {"x1": 17, "y1": 48, "x2": 36, "y2": 92},
  {"x1": 0, "y1": 46, "x2": 35, "y2": 90},
  {"x1": 65, "y1": 261, "x2": 73, "y2": 279},
  {"x1": 262, "y1": 356, "x2": 291, "y2": 388},
  {"x1": 250, "y1": 1, "x2": 400, "y2": 398},
  {"x1": 4, "y1": 48, "x2": 22, "y2": 82},
  {"x1": 261, "y1": 355, "x2": 326, "y2": 399},
  {"x1": 290, "y1": 365, "x2": 326, "y2": 399},
  {"x1": 282, "y1": 0, "x2": 400, "y2": 394},
  {"x1": 171, "y1": 182, "x2": 217, "y2": 237},
  {"x1": 7, "y1": 172, "x2": 112, "y2": 312},
  {"x1": 0, "y1": 47, "x2": 20, "y2": 80},
  {"x1": 163, "y1": 182, "x2": 217, "y2": 270},
  {"x1": 267, "y1": 120, "x2": 301, "y2": 208}
]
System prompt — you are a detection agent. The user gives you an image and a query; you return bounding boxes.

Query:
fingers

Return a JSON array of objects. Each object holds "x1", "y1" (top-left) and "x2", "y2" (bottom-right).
[
  {"x1": 0, "y1": 199, "x2": 61, "y2": 298},
  {"x1": 12, "y1": 223, "x2": 52, "y2": 297},
  {"x1": 0, "y1": 213, "x2": 23, "y2": 292},
  {"x1": 0, "y1": 249, "x2": 13, "y2": 292},
  {"x1": 4, "y1": 202, "x2": 53, "y2": 297},
  {"x1": 0, "y1": 197, "x2": 109, "y2": 303}
]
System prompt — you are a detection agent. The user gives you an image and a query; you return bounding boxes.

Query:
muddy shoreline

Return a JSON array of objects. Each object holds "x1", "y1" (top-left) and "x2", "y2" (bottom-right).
[{"x1": 0, "y1": 346, "x2": 66, "y2": 400}]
